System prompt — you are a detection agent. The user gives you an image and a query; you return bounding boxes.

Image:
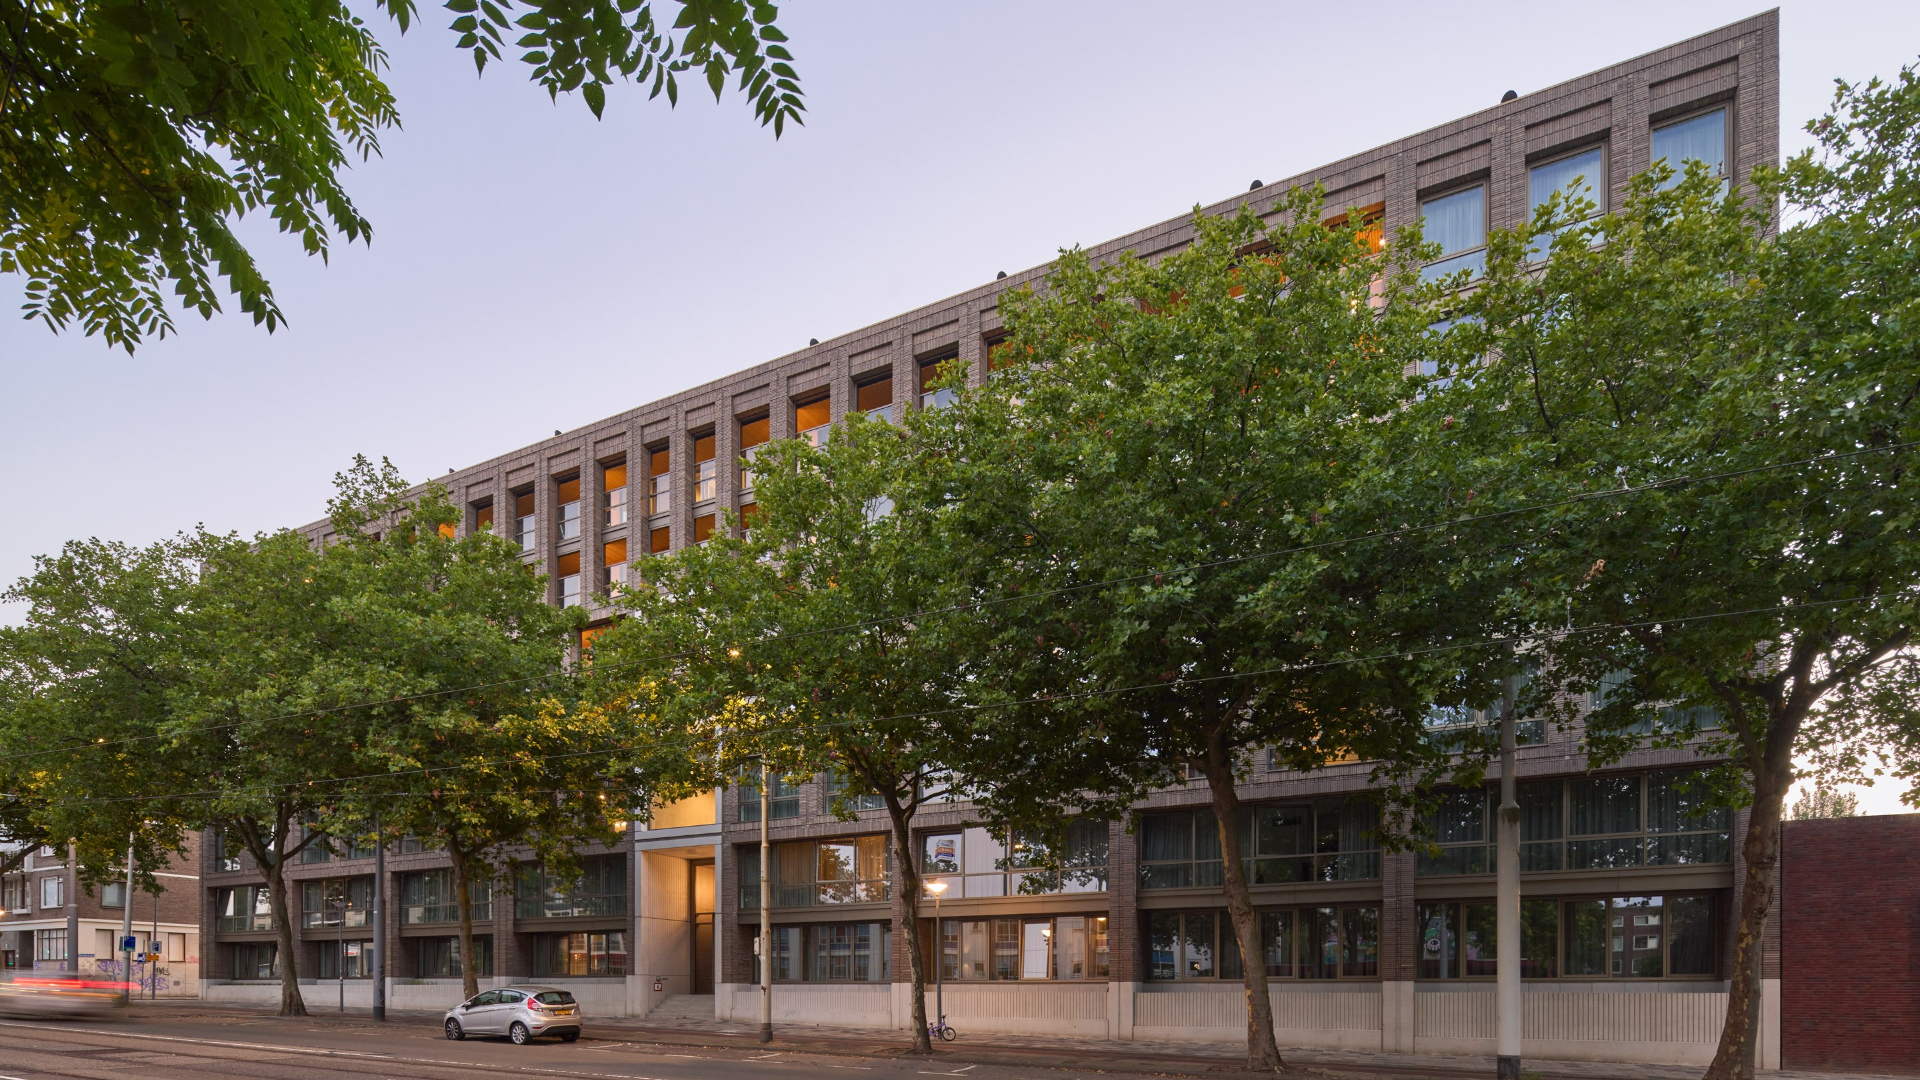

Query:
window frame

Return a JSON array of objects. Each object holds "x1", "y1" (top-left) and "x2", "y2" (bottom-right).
[
  {"x1": 1526, "y1": 142, "x2": 1609, "y2": 259},
  {"x1": 1418, "y1": 181, "x2": 1489, "y2": 283},
  {"x1": 1651, "y1": 105, "x2": 1731, "y2": 191},
  {"x1": 1147, "y1": 905, "x2": 1379, "y2": 981}
]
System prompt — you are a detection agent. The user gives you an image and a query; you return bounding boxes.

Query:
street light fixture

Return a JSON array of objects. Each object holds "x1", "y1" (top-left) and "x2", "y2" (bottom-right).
[{"x1": 924, "y1": 879, "x2": 949, "y2": 1036}]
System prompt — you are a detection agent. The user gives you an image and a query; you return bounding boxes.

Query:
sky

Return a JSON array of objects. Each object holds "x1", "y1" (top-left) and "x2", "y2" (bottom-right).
[{"x1": 3, "y1": 3, "x2": 1915, "y2": 811}]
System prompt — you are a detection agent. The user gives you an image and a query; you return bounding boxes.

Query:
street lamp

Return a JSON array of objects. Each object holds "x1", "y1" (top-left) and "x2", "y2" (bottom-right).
[
  {"x1": 332, "y1": 890, "x2": 354, "y2": 1014},
  {"x1": 924, "y1": 879, "x2": 949, "y2": 1036}
]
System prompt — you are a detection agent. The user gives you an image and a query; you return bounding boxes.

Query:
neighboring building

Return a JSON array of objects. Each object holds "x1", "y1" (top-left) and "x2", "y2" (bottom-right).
[
  {"x1": 200, "y1": 11, "x2": 1787, "y2": 1066},
  {"x1": 0, "y1": 839, "x2": 202, "y2": 995}
]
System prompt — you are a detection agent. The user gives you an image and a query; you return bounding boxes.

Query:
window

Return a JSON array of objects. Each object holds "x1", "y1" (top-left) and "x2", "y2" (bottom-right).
[
  {"x1": 823, "y1": 769, "x2": 886, "y2": 814},
  {"x1": 557, "y1": 551, "x2": 582, "y2": 607},
  {"x1": 516, "y1": 854, "x2": 627, "y2": 918},
  {"x1": 602, "y1": 462, "x2": 627, "y2": 527},
  {"x1": 316, "y1": 939, "x2": 373, "y2": 979},
  {"x1": 102, "y1": 881, "x2": 127, "y2": 908},
  {"x1": 401, "y1": 870, "x2": 492, "y2": 925},
  {"x1": 1139, "y1": 800, "x2": 1379, "y2": 888},
  {"x1": 739, "y1": 836, "x2": 890, "y2": 909},
  {"x1": 739, "y1": 416, "x2": 769, "y2": 492},
  {"x1": 419, "y1": 936, "x2": 493, "y2": 978},
  {"x1": 1563, "y1": 894, "x2": 1717, "y2": 979},
  {"x1": 1528, "y1": 146, "x2": 1605, "y2": 257},
  {"x1": 1421, "y1": 772, "x2": 1729, "y2": 874},
  {"x1": 474, "y1": 501, "x2": 494, "y2": 533},
  {"x1": 215, "y1": 885, "x2": 274, "y2": 932},
  {"x1": 692, "y1": 513, "x2": 716, "y2": 545},
  {"x1": 214, "y1": 829, "x2": 243, "y2": 872},
  {"x1": 1587, "y1": 670, "x2": 1725, "y2": 733},
  {"x1": 514, "y1": 491, "x2": 536, "y2": 552},
  {"x1": 938, "y1": 916, "x2": 1105, "y2": 981},
  {"x1": 1, "y1": 876, "x2": 22, "y2": 911},
  {"x1": 752, "y1": 925, "x2": 798, "y2": 982},
  {"x1": 300, "y1": 877, "x2": 372, "y2": 929},
  {"x1": 1421, "y1": 693, "x2": 1544, "y2": 750},
  {"x1": 299, "y1": 817, "x2": 333, "y2": 863},
  {"x1": 646, "y1": 447, "x2": 670, "y2": 517},
  {"x1": 532, "y1": 931, "x2": 627, "y2": 977},
  {"x1": 35, "y1": 929, "x2": 67, "y2": 963},
  {"x1": 810, "y1": 922, "x2": 891, "y2": 982},
  {"x1": 39, "y1": 875, "x2": 62, "y2": 909},
  {"x1": 691, "y1": 433, "x2": 717, "y2": 503},
  {"x1": 739, "y1": 773, "x2": 801, "y2": 822},
  {"x1": 1652, "y1": 109, "x2": 1728, "y2": 192},
  {"x1": 603, "y1": 539, "x2": 627, "y2": 591},
  {"x1": 166, "y1": 932, "x2": 186, "y2": 962},
  {"x1": 795, "y1": 394, "x2": 830, "y2": 447},
  {"x1": 1420, "y1": 185, "x2": 1487, "y2": 281},
  {"x1": 918, "y1": 353, "x2": 959, "y2": 410},
  {"x1": 555, "y1": 477, "x2": 581, "y2": 541},
  {"x1": 649, "y1": 525, "x2": 671, "y2": 555},
  {"x1": 1149, "y1": 907, "x2": 1378, "y2": 980},
  {"x1": 1417, "y1": 900, "x2": 1558, "y2": 978},
  {"x1": 921, "y1": 820, "x2": 1109, "y2": 897},
  {"x1": 854, "y1": 375, "x2": 894, "y2": 422},
  {"x1": 230, "y1": 942, "x2": 279, "y2": 979}
]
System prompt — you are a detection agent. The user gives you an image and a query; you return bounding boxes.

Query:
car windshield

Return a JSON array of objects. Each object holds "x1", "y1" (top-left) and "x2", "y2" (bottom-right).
[{"x1": 533, "y1": 991, "x2": 576, "y2": 1005}]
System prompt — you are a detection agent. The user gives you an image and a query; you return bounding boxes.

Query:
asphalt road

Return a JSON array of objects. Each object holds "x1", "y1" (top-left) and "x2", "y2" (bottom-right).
[{"x1": 0, "y1": 1013, "x2": 1076, "y2": 1080}]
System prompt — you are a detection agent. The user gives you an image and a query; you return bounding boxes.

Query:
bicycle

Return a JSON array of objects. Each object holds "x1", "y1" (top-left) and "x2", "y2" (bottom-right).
[{"x1": 928, "y1": 1017, "x2": 957, "y2": 1042}]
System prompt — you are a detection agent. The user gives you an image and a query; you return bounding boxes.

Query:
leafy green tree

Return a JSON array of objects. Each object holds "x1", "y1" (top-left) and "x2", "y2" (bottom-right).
[
  {"x1": 1, "y1": 0, "x2": 801, "y2": 352},
  {"x1": 1422, "y1": 70, "x2": 1920, "y2": 1080},
  {"x1": 319, "y1": 457, "x2": 626, "y2": 1001},
  {"x1": 922, "y1": 194, "x2": 1507, "y2": 1072},
  {"x1": 589, "y1": 410, "x2": 976, "y2": 1053}
]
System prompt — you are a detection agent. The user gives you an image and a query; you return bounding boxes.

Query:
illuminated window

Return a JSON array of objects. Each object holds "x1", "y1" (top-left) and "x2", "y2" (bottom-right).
[
  {"x1": 646, "y1": 447, "x2": 669, "y2": 516},
  {"x1": 603, "y1": 538, "x2": 627, "y2": 589},
  {"x1": 855, "y1": 374, "x2": 893, "y2": 423},
  {"x1": 739, "y1": 416, "x2": 769, "y2": 492},
  {"x1": 919, "y1": 353, "x2": 958, "y2": 410},
  {"x1": 556, "y1": 477, "x2": 581, "y2": 541},
  {"x1": 691, "y1": 433, "x2": 716, "y2": 503},
  {"x1": 474, "y1": 502, "x2": 494, "y2": 532},
  {"x1": 795, "y1": 394, "x2": 830, "y2": 447},
  {"x1": 649, "y1": 526, "x2": 670, "y2": 554},
  {"x1": 514, "y1": 492, "x2": 536, "y2": 552},
  {"x1": 437, "y1": 522, "x2": 456, "y2": 539},
  {"x1": 557, "y1": 551, "x2": 582, "y2": 607},
  {"x1": 579, "y1": 625, "x2": 609, "y2": 654},
  {"x1": 693, "y1": 513, "x2": 716, "y2": 544},
  {"x1": 602, "y1": 462, "x2": 627, "y2": 527}
]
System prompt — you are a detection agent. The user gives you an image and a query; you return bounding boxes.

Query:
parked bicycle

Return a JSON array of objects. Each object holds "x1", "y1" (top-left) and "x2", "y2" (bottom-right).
[{"x1": 928, "y1": 1017, "x2": 957, "y2": 1042}]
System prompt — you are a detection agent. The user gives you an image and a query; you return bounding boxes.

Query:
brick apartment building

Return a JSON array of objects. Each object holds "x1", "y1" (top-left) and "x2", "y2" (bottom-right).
[
  {"x1": 1, "y1": 838, "x2": 202, "y2": 995},
  {"x1": 195, "y1": 11, "x2": 1840, "y2": 1067}
]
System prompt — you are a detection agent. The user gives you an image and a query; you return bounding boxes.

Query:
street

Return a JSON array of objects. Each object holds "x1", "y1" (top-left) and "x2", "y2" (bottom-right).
[{"x1": 0, "y1": 1012, "x2": 1068, "y2": 1080}]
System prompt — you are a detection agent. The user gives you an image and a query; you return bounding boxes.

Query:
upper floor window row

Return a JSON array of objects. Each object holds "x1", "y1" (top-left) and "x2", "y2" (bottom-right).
[
  {"x1": 921, "y1": 819, "x2": 1109, "y2": 897},
  {"x1": 1140, "y1": 798, "x2": 1380, "y2": 889}
]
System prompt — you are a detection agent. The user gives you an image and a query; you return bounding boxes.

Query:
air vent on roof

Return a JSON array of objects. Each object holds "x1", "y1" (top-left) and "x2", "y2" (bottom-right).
[
  {"x1": 1501, "y1": 90, "x2": 1518, "y2": 103},
  {"x1": 1249, "y1": 179, "x2": 1263, "y2": 191},
  {"x1": 809, "y1": 338, "x2": 819, "y2": 346},
  {"x1": 996, "y1": 271, "x2": 1007, "y2": 280}
]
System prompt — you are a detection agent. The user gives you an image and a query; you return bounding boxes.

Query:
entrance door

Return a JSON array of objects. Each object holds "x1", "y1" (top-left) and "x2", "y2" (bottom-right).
[{"x1": 692, "y1": 861, "x2": 715, "y2": 993}]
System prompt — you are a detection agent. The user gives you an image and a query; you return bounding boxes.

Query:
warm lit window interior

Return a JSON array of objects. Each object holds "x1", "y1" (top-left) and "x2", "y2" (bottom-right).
[
  {"x1": 603, "y1": 538, "x2": 627, "y2": 587},
  {"x1": 855, "y1": 375, "x2": 893, "y2": 418},
  {"x1": 474, "y1": 503, "x2": 494, "y2": 532},
  {"x1": 438, "y1": 522, "x2": 456, "y2": 539},
  {"x1": 919, "y1": 353, "x2": 958, "y2": 410},
  {"x1": 556, "y1": 477, "x2": 581, "y2": 541},
  {"x1": 693, "y1": 513, "x2": 716, "y2": 544},
  {"x1": 646, "y1": 447, "x2": 669, "y2": 516},
  {"x1": 795, "y1": 395, "x2": 830, "y2": 447},
  {"x1": 692, "y1": 433, "x2": 716, "y2": 502},
  {"x1": 514, "y1": 492, "x2": 536, "y2": 552},
  {"x1": 603, "y1": 462, "x2": 627, "y2": 527},
  {"x1": 739, "y1": 416, "x2": 769, "y2": 491},
  {"x1": 556, "y1": 551, "x2": 582, "y2": 607},
  {"x1": 649, "y1": 526, "x2": 670, "y2": 554}
]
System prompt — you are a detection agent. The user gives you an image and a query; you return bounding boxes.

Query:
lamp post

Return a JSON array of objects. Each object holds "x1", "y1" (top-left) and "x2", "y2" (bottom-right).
[
  {"x1": 924, "y1": 879, "x2": 948, "y2": 1032},
  {"x1": 119, "y1": 832, "x2": 135, "y2": 1003},
  {"x1": 758, "y1": 758, "x2": 772, "y2": 1045},
  {"x1": 334, "y1": 890, "x2": 352, "y2": 1014}
]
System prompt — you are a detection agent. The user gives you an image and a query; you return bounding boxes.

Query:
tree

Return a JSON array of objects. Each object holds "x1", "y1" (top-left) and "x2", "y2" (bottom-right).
[
  {"x1": 320, "y1": 457, "x2": 629, "y2": 1001},
  {"x1": 1, "y1": 0, "x2": 802, "y2": 351},
  {"x1": 589, "y1": 407, "x2": 976, "y2": 1053},
  {"x1": 1788, "y1": 786, "x2": 1858, "y2": 820},
  {"x1": 1424, "y1": 69, "x2": 1920, "y2": 1080},
  {"x1": 922, "y1": 194, "x2": 1508, "y2": 1072}
]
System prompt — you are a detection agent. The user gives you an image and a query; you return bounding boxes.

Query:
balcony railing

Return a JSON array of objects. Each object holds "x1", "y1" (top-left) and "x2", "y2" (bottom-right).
[
  {"x1": 402, "y1": 901, "x2": 492, "y2": 925},
  {"x1": 216, "y1": 913, "x2": 274, "y2": 932},
  {"x1": 301, "y1": 908, "x2": 370, "y2": 930},
  {"x1": 515, "y1": 893, "x2": 627, "y2": 919}
]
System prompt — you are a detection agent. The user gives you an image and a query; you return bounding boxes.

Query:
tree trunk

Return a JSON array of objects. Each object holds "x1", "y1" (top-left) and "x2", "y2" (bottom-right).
[
  {"x1": 252, "y1": 817, "x2": 306, "y2": 1018},
  {"x1": 887, "y1": 800, "x2": 933, "y2": 1054},
  {"x1": 1702, "y1": 731, "x2": 1795, "y2": 1080},
  {"x1": 1203, "y1": 765, "x2": 1285, "y2": 1073},
  {"x1": 451, "y1": 851, "x2": 480, "y2": 1001}
]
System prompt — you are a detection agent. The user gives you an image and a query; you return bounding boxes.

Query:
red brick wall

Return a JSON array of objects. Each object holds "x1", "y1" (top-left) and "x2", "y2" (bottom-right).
[{"x1": 1781, "y1": 813, "x2": 1920, "y2": 1073}]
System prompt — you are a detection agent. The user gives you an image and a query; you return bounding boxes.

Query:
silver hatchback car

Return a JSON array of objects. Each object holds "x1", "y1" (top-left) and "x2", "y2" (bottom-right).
[{"x1": 444, "y1": 985, "x2": 582, "y2": 1044}]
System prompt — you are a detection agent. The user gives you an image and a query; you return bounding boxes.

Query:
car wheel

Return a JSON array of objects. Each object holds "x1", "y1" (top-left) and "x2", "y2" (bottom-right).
[
  {"x1": 510, "y1": 1022, "x2": 531, "y2": 1045},
  {"x1": 445, "y1": 1019, "x2": 464, "y2": 1041},
  {"x1": 559, "y1": 1031, "x2": 580, "y2": 1043}
]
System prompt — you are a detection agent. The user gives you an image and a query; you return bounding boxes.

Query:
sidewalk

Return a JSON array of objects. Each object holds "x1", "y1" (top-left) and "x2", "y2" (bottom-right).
[{"x1": 126, "y1": 999, "x2": 1906, "y2": 1080}]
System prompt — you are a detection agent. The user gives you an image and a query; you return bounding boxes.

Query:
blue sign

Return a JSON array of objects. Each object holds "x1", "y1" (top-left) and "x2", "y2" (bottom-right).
[{"x1": 121, "y1": 936, "x2": 138, "y2": 951}]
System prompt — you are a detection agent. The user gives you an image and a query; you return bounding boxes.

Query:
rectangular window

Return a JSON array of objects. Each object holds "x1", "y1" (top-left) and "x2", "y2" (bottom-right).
[
  {"x1": 556, "y1": 551, "x2": 582, "y2": 607},
  {"x1": 691, "y1": 433, "x2": 717, "y2": 503},
  {"x1": 532, "y1": 931, "x2": 627, "y2": 977},
  {"x1": 795, "y1": 395, "x2": 831, "y2": 447},
  {"x1": 739, "y1": 417, "x2": 769, "y2": 492},
  {"x1": 737, "y1": 774, "x2": 801, "y2": 823},
  {"x1": 1645, "y1": 770, "x2": 1732, "y2": 864},
  {"x1": 514, "y1": 491, "x2": 536, "y2": 552},
  {"x1": 35, "y1": 929, "x2": 67, "y2": 962},
  {"x1": 1528, "y1": 146, "x2": 1606, "y2": 257},
  {"x1": 1151, "y1": 907, "x2": 1376, "y2": 981},
  {"x1": 1667, "y1": 895, "x2": 1716, "y2": 976},
  {"x1": 649, "y1": 525, "x2": 670, "y2": 555},
  {"x1": 39, "y1": 875, "x2": 62, "y2": 909},
  {"x1": 918, "y1": 354, "x2": 959, "y2": 410},
  {"x1": 937, "y1": 916, "x2": 1096, "y2": 981},
  {"x1": 854, "y1": 375, "x2": 893, "y2": 422},
  {"x1": 646, "y1": 447, "x2": 670, "y2": 516},
  {"x1": 741, "y1": 836, "x2": 889, "y2": 909},
  {"x1": 300, "y1": 877, "x2": 373, "y2": 929},
  {"x1": 400, "y1": 869, "x2": 492, "y2": 925},
  {"x1": 1417, "y1": 788, "x2": 1489, "y2": 876},
  {"x1": 806, "y1": 922, "x2": 890, "y2": 982},
  {"x1": 1421, "y1": 185, "x2": 1487, "y2": 281},
  {"x1": 693, "y1": 513, "x2": 715, "y2": 545},
  {"x1": 556, "y1": 477, "x2": 581, "y2": 541},
  {"x1": 823, "y1": 769, "x2": 886, "y2": 814},
  {"x1": 603, "y1": 462, "x2": 627, "y2": 527},
  {"x1": 603, "y1": 538, "x2": 627, "y2": 591},
  {"x1": 516, "y1": 855, "x2": 628, "y2": 919},
  {"x1": 921, "y1": 821, "x2": 1108, "y2": 898},
  {"x1": 1568, "y1": 775, "x2": 1644, "y2": 869},
  {"x1": 316, "y1": 939, "x2": 374, "y2": 979},
  {"x1": 1612, "y1": 896, "x2": 1664, "y2": 977},
  {"x1": 1418, "y1": 900, "x2": 1558, "y2": 979},
  {"x1": 418, "y1": 935, "x2": 493, "y2": 978},
  {"x1": 215, "y1": 885, "x2": 274, "y2": 932},
  {"x1": 1563, "y1": 898, "x2": 1609, "y2": 976},
  {"x1": 753, "y1": 925, "x2": 798, "y2": 982},
  {"x1": 1652, "y1": 109, "x2": 1728, "y2": 191},
  {"x1": 231, "y1": 942, "x2": 279, "y2": 980},
  {"x1": 474, "y1": 502, "x2": 494, "y2": 533}
]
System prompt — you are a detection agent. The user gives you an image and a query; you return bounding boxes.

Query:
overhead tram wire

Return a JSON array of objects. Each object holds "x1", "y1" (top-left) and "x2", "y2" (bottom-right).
[
  {"x1": 16, "y1": 590, "x2": 1901, "y2": 811},
  {"x1": 4, "y1": 439, "x2": 1909, "y2": 767}
]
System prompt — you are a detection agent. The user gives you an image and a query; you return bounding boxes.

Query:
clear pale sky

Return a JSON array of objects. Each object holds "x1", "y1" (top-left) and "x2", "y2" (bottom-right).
[{"x1": 2, "y1": 4, "x2": 1914, "y2": 810}]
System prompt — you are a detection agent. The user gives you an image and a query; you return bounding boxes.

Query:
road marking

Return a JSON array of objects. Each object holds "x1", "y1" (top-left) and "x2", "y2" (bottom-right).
[{"x1": 0, "y1": 1020, "x2": 394, "y2": 1059}]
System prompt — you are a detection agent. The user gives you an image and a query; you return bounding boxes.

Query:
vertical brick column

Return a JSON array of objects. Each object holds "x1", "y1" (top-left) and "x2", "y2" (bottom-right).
[
  {"x1": 1107, "y1": 815, "x2": 1138, "y2": 1041},
  {"x1": 667, "y1": 411, "x2": 690, "y2": 551},
  {"x1": 494, "y1": 867, "x2": 525, "y2": 984},
  {"x1": 1378, "y1": 849, "x2": 1417, "y2": 1052},
  {"x1": 958, "y1": 305, "x2": 983, "y2": 388},
  {"x1": 582, "y1": 448, "x2": 604, "y2": 599}
]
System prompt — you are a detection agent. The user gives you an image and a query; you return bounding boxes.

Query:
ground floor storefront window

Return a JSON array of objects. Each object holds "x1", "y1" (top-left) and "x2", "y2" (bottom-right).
[
  {"x1": 531, "y1": 931, "x2": 627, "y2": 977},
  {"x1": 34, "y1": 929, "x2": 66, "y2": 963},
  {"x1": 419, "y1": 935, "x2": 493, "y2": 978},
  {"x1": 315, "y1": 939, "x2": 373, "y2": 979},
  {"x1": 230, "y1": 942, "x2": 279, "y2": 979},
  {"x1": 753, "y1": 922, "x2": 891, "y2": 983},
  {"x1": 1416, "y1": 893, "x2": 1717, "y2": 980},
  {"x1": 1149, "y1": 907, "x2": 1378, "y2": 980},
  {"x1": 936, "y1": 915, "x2": 1108, "y2": 980}
]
